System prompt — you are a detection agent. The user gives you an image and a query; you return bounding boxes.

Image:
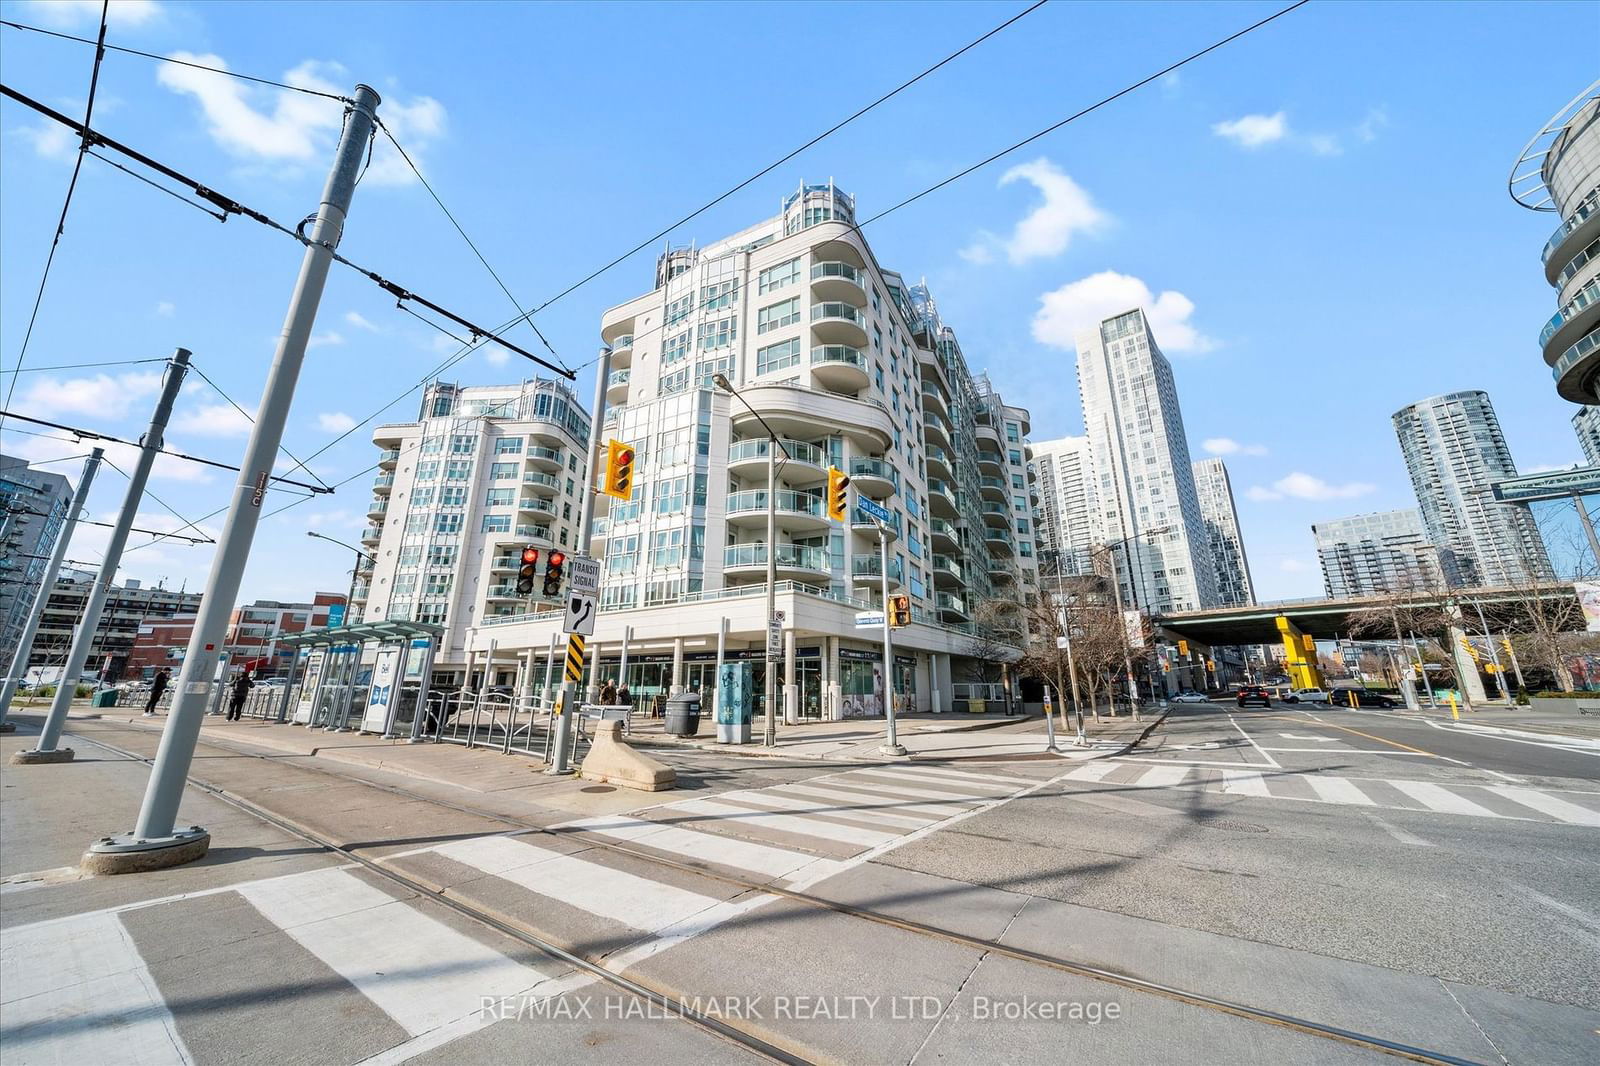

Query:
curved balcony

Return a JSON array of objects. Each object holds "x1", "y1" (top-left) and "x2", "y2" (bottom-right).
[
  {"x1": 1543, "y1": 185, "x2": 1600, "y2": 283},
  {"x1": 851, "y1": 505, "x2": 900, "y2": 541},
  {"x1": 522, "y1": 470, "x2": 560, "y2": 495},
  {"x1": 518, "y1": 497, "x2": 557, "y2": 517},
  {"x1": 985, "y1": 527, "x2": 1015, "y2": 555},
  {"x1": 927, "y1": 478, "x2": 959, "y2": 518},
  {"x1": 1553, "y1": 326, "x2": 1600, "y2": 403},
  {"x1": 485, "y1": 585, "x2": 521, "y2": 601},
  {"x1": 975, "y1": 422, "x2": 1002, "y2": 450},
  {"x1": 923, "y1": 414, "x2": 952, "y2": 450},
  {"x1": 527, "y1": 445, "x2": 563, "y2": 471},
  {"x1": 730, "y1": 383, "x2": 894, "y2": 451},
  {"x1": 360, "y1": 525, "x2": 382, "y2": 545},
  {"x1": 608, "y1": 332, "x2": 635, "y2": 369},
  {"x1": 366, "y1": 498, "x2": 388, "y2": 519},
  {"x1": 377, "y1": 448, "x2": 400, "y2": 470},
  {"x1": 929, "y1": 517, "x2": 959, "y2": 551},
  {"x1": 987, "y1": 560, "x2": 1016, "y2": 581},
  {"x1": 848, "y1": 456, "x2": 899, "y2": 497},
  {"x1": 932, "y1": 554, "x2": 963, "y2": 587},
  {"x1": 1541, "y1": 277, "x2": 1600, "y2": 364},
  {"x1": 810, "y1": 302, "x2": 868, "y2": 346},
  {"x1": 372, "y1": 473, "x2": 394, "y2": 494},
  {"x1": 921, "y1": 381, "x2": 949, "y2": 419},
  {"x1": 982, "y1": 500, "x2": 1012, "y2": 527},
  {"x1": 851, "y1": 555, "x2": 904, "y2": 590},
  {"x1": 976, "y1": 448, "x2": 1003, "y2": 474},
  {"x1": 809, "y1": 345, "x2": 870, "y2": 391},
  {"x1": 723, "y1": 542, "x2": 832, "y2": 583},
  {"x1": 588, "y1": 517, "x2": 609, "y2": 549},
  {"x1": 979, "y1": 475, "x2": 1008, "y2": 501},
  {"x1": 606, "y1": 367, "x2": 631, "y2": 404},
  {"x1": 810, "y1": 261, "x2": 866, "y2": 302},
  {"x1": 1555, "y1": 236, "x2": 1600, "y2": 292},
  {"x1": 728, "y1": 437, "x2": 827, "y2": 486},
  {"x1": 725, "y1": 489, "x2": 829, "y2": 532},
  {"x1": 925, "y1": 444, "x2": 953, "y2": 478},
  {"x1": 936, "y1": 591, "x2": 969, "y2": 621}
]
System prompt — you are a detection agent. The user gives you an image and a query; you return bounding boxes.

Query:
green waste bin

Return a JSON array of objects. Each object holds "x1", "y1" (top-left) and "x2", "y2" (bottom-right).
[{"x1": 91, "y1": 689, "x2": 119, "y2": 708}]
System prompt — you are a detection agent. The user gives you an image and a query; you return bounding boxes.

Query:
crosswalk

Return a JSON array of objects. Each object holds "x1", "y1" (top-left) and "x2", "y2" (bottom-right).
[
  {"x1": 0, "y1": 762, "x2": 1036, "y2": 1066},
  {"x1": 1062, "y1": 759, "x2": 1600, "y2": 827}
]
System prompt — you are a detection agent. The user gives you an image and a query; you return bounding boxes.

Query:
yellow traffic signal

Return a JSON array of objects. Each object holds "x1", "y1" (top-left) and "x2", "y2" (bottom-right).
[
  {"x1": 889, "y1": 594, "x2": 911, "y2": 628},
  {"x1": 826, "y1": 466, "x2": 851, "y2": 522},
  {"x1": 603, "y1": 439, "x2": 635, "y2": 500},
  {"x1": 1459, "y1": 635, "x2": 1481, "y2": 662},
  {"x1": 1500, "y1": 637, "x2": 1513, "y2": 658},
  {"x1": 1178, "y1": 639, "x2": 1189, "y2": 657}
]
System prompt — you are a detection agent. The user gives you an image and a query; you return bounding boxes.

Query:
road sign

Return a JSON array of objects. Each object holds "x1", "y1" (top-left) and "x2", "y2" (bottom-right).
[
  {"x1": 1055, "y1": 635, "x2": 1069, "y2": 649},
  {"x1": 568, "y1": 554, "x2": 601, "y2": 596},
  {"x1": 856, "y1": 495, "x2": 893, "y2": 524},
  {"x1": 563, "y1": 635, "x2": 585, "y2": 682},
  {"x1": 767, "y1": 618, "x2": 783, "y2": 657},
  {"x1": 563, "y1": 592, "x2": 597, "y2": 636},
  {"x1": 855, "y1": 611, "x2": 885, "y2": 628}
]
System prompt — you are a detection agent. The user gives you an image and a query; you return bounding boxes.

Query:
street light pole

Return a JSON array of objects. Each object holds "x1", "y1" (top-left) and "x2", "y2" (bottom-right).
[
  {"x1": 1471, "y1": 596, "x2": 1511, "y2": 703},
  {"x1": 306, "y1": 531, "x2": 373, "y2": 626}
]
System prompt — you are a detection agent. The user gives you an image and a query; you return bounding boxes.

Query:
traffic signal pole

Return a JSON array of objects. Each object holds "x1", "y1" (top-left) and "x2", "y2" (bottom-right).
[
  {"x1": 878, "y1": 522, "x2": 905, "y2": 756},
  {"x1": 548, "y1": 345, "x2": 610, "y2": 776},
  {"x1": 83, "y1": 86, "x2": 380, "y2": 871}
]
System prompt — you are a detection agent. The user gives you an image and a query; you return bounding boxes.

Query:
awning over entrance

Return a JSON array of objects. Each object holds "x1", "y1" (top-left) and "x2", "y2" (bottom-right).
[{"x1": 277, "y1": 620, "x2": 445, "y2": 649}]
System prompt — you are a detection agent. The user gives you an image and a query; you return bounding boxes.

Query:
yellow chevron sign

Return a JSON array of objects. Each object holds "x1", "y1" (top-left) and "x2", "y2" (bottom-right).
[{"x1": 564, "y1": 634, "x2": 586, "y2": 682}]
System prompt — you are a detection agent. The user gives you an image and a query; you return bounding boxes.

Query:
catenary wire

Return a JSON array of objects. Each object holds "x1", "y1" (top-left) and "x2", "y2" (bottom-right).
[
  {"x1": 85, "y1": 150, "x2": 230, "y2": 221},
  {"x1": 1, "y1": 504, "x2": 213, "y2": 544},
  {"x1": 6, "y1": 357, "x2": 170, "y2": 375},
  {"x1": 186, "y1": 361, "x2": 331, "y2": 490},
  {"x1": 95, "y1": 453, "x2": 217, "y2": 552},
  {"x1": 0, "y1": 18, "x2": 351, "y2": 101},
  {"x1": 0, "y1": 3, "x2": 111, "y2": 441}
]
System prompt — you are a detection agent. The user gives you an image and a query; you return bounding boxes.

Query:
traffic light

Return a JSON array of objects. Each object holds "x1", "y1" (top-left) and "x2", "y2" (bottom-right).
[
  {"x1": 826, "y1": 466, "x2": 851, "y2": 522},
  {"x1": 888, "y1": 594, "x2": 911, "y2": 628},
  {"x1": 1459, "y1": 634, "x2": 1481, "y2": 662},
  {"x1": 603, "y1": 439, "x2": 636, "y2": 500},
  {"x1": 516, "y1": 546, "x2": 540, "y2": 595},
  {"x1": 1501, "y1": 637, "x2": 1514, "y2": 659},
  {"x1": 1178, "y1": 639, "x2": 1189, "y2": 657},
  {"x1": 542, "y1": 549, "x2": 567, "y2": 597}
]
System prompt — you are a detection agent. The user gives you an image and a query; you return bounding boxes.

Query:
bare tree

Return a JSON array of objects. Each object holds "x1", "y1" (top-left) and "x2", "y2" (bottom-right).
[{"x1": 963, "y1": 597, "x2": 1024, "y2": 687}]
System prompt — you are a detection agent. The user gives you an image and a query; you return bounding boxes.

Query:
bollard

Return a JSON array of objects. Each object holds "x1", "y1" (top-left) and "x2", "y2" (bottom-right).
[{"x1": 1447, "y1": 693, "x2": 1460, "y2": 721}]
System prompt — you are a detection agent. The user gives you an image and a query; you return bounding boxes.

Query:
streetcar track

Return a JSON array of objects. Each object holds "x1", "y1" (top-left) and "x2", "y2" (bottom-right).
[{"x1": 61, "y1": 718, "x2": 1482, "y2": 1066}]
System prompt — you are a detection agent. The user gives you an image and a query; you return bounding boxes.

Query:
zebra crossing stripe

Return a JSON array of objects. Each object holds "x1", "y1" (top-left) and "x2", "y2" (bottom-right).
[
  {"x1": 1221, "y1": 770, "x2": 1271, "y2": 797},
  {"x1": 1389, "y1": 780, "x2": 1501, "y2": 818},
  {"x1": 1305, "y1": 776, "x2": 1377, "y2": 806},
  {"x1": 1483, "y1": 785, "x2": 1600, "y2": 826},
  {"x1": 563, "y1": 634, "x2": 585, "y2": 682},
  {"x1": 1132, "y1": 765, "x2": 1189, "y2": 789}
]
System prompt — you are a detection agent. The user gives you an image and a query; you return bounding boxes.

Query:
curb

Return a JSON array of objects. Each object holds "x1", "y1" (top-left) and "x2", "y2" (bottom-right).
[{"x1": 1097, "y1": 708, "x2": 1169, "y2": 759}]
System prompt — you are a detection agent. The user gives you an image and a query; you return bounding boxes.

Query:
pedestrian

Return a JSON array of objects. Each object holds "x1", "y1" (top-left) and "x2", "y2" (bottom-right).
[
  {"x1": 599, "y1": 678, "x2": 618, "y2": 706},
  {"x1": 616, "y1": 681, "x2": 631, "y2": 713},
  {"x1": 144, "y1": 668, "x2": 169, "y2": 717},
  {"x1": 226, "y1": 668, "x2": 254, "y2": 721}
]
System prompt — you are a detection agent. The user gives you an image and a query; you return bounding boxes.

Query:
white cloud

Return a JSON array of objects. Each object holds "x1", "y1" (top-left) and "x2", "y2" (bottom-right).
[
  {"x1": 1304, "y1": 133, "x2": 1342, "y2": 157},
  {"x1": 1160, "y1": 72, "x2": 1182, "y2": 97},
  {"x1": 317, "y1": 411, "x2": 357, "y2": 433},
  {"x1": 11, "y1": 122, "x2": 75, "y2": 160},
  {"x1": 171, "y1": 401, "x2": 253, "y2": 437},
  {"x1": 157, "y1": 54, "x2": 445, "y2": 185},
  {"x1": 155, "y1": 301, "x2": 175, "y2": 317},
  {"x1": 24, "y1": 0, "x2": 162, "y2": 28},
  {"x1": 308, "y1": 331, "x2": 344, "y2": 348},
  {"x1": 1246, "y1": 472, "x2": 1375, "y2": 502},
  {"x1": 1355, "y1": 105, "x2": 1388, "y2": 143},
  {"x1": 19, "y1": 370, "x2": 164, "y2": 420},
  {"x1": 960, "y1": 158, "x2": 1107, "y2": 266},
  {"x1": 1212, "y1": 111, "x2": 1288, "y2": 149},
  {"x1": 482, "y1": 347, "x2": 510, "y2": 367},
  {"x1": 1202, "y1": 437, "x2": 1267, "y2": 457},
  {"x1": 1280, "y1": 558, "x2": 1308, "y2": 573},
  {"x1": 344, "y1": 310, "x2": 379, "y2": 332},
  {"x1": 5, "y1": 429, "x2": 211, "y2": 484},
  {"x1": 1031, "y1": 271, "x2": 1215, "y2": 354}
]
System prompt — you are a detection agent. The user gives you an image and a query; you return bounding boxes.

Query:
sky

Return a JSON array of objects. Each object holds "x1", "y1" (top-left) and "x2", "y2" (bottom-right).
[{"x1": 1, "y1": 0, "x2": 1596, "y2": 608}]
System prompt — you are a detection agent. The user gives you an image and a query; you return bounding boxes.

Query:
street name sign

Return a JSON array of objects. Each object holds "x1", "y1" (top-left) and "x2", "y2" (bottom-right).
[
  {"x1": 855, "y1": 611, "x2": 885, "y2": 628},
  {"x1": 856, "y1": 496, "x2": 893, "y2": 524}
]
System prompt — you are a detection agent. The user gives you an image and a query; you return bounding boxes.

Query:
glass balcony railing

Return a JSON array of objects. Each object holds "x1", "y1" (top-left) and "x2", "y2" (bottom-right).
[
  {"x1": 810, "y1": 261, "x2": 864, "y2": 285},
  {"x1": 925, "y1": 444, "x2": 951, "y2": 468},
  {"x1": 726, "y1": 490, "x2": 825, "y2": 517},
  {"x1": 1541, "y1": 278, "x2": 1600, "y2": 348},
  {"x1": 851, "y1": 556, "x2": 904, "y2": 582},
  {"x1": 522, "y1": 471, "x2": 559, "y2": 488},
  {"x1": 518, "y1": 497, "x2": 556, "y2": 514},
  {"x1": 932, "y1": 554, "x2": 963, "y2": 580},
  {"x1": 928, "y1": 478, "x2": 957, "y2": 500},
  {"x1": 929, "y1": 517, "x2": 958, "y2": 540},
  {"x1": 724, "y1": 543, "x2": 829, "y2": 571},
  {"x1": 810, "y1": 345, "x2": 866, "y2": 369},
  {"x1": 849, "y1": 456, "x2": 899, "y2": 487},
  {"x1": 936, "y1": 592, "x2": 968, "y2": 615},
  {"x1": 590, "y1": 518, "x2": 609, "y2": 537},
  {"x1": 980, "y1": 475, "x2": 1008, "y2": 492},
  {"x1": 1543, "y1": 186, "x2": 1600, "y2": 265},
  {"x1": 528, "y1": 445, "x2": 562, "y2": 463},
  {"x1": 811, "y1": 303, "x2": 864, "y2": 326},
  {"x1": 982, "y1": 500, "x2": 1010, "y2": 516},
  {"x1": 611, "y1": 333, "x2": 635, "y2": 350},
  {"x1": 1553, "y1": 326, "x2": 1600, "y2": 381},
  {"x1": 515, "y1": 523, "x2": 551, "y2": 538},
  {"x1": 852, "y1": 505, "x2": 901, "y2": 534},
  {"x1": 360, "y1": 526, "x2": 382, "y2": 541},
  {"x1": 729, "y1": 437, "x2": 825, "y2": 467},
  {"x1": 377, "y1": 449, "x2": 401, "y2": 466},
  {"x1": 1556, "y1": 235, "x2": 1600, "y2": 289},
  {"x1": 607, "y1": 368, "x2": 631, "y2": 388},
  {"x1": 372, "y1": 473, "x2": 394, "y2": 489}
]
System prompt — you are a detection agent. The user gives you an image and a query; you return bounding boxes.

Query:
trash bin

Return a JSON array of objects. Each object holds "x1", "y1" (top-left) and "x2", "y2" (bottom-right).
[
  {"x1": 92, "y1": 689, "x2": 119, "y2": 708},
  {"x1": 664, "y1": 693, "x2": 701, "y2": 737}
]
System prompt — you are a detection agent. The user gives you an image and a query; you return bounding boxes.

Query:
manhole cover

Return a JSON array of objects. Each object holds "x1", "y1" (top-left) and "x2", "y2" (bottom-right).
[
  {"x1": 580, "y1": 785, "x2": 616, "y2": 794},
  {"x1": 1205, "y1": 819, "x2": 1268, "y2": 834}
]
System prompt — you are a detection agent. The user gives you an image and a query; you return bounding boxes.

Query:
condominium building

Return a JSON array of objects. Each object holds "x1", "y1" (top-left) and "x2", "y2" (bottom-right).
[
  {"x1": 1191, "y1": 457, "x2": 1255, "y2": 607},
  {"x1": 125, "y1": 593, "x2": 347, "y2": 678},
  {"x1": 1392, "y1": 390, "x2": 1553, "y2": 586},
  {"x1": 357, "y1": 182, "x2": 1038, "y2": 716},
  {"x1": 1077, "y1": 308, "x2": 1217, "y2": 613},
  {"x1": 1510, "y1": 82, "x2": 1599, "y2": 404},
  {"x1": 1574, "y1": 406, "x2": 1600, "y2": 465},
  {"x1": 1030, "y1": 435, "x2": 1097, "y2": 578},
  {"x1": 1312, "y1": 508, "x2": 1444, "y2": 598},
  {"x1": 1, "y1": 453, "x2": 73, "y2": 657},
  {"x1": 26, "y1": 572, "x2": 203, "y2": 683}
]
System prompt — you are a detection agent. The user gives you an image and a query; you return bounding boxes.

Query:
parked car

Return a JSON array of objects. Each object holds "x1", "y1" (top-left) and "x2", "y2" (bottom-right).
[
  {"x1": 1285, "y1": 688, "x2": 1331, "y2": 704},
  {"x1": 1236, "y1": 685, "x2": 1273, "y2": 708},
  {"x1": 1170, "y1": 690, "x2": 1210, "y2": 704},
  {"x1": 1335, "y1": 689, "x2": 1398, "y2": 709}
]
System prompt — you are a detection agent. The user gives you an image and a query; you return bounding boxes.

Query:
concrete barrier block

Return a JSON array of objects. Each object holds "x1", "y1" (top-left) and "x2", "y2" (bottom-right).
[{"x1": 580, "y1": 720, "x2": 676, "y2": 791}]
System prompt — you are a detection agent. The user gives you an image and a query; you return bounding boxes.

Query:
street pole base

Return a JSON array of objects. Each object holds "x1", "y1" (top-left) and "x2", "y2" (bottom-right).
[
  {"x1": 83, "y1": 827, "x2": 209, "y2": 875},
  {"x1": 0, "y1": 721, "x2": 16, "y2": 733},
  {"x1": 544, "y1": 766, "x2": 575, "y2": 777},
  {"x1": 879, "y1": 743, "x2": 908, "y2": 757},
  {"x1": 11, "y1": 747, "x2": 74, "y2": 765}
]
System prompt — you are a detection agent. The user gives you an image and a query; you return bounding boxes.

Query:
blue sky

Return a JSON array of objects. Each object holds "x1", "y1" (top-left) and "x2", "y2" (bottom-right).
[{"x1": 1, "y1": 0, "x2": 1594, "y2": 605}]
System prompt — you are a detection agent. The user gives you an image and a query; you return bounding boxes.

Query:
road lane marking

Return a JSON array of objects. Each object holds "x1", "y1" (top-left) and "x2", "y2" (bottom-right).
[
  {"x1": 1221, "y1": 770, "x2": 1271, "y2": 796},
  {"x1": 1226, "y1": 714, "x2": 1281, "y2": 768},
  {"x1": 669, "y1": 797, "x2": 900, "y2": 847},
  {"x1": 716, "y1": 788, "x2": 938, "y2": 830},
  {"x1": 1272, "y1": 715, "x2": 1468, "y2": 764},
  {"x1": 882, "y1": 765, "x2": 1029, "y2": 787},
  {"x1": 1484, "y1": 786, "x2": 1600, "y2": 827},
  {"x1": 771, "y1": 781, "x2": 972, "y2": 819},
  {"x1": 1305, "y1": 776, "x2": 1376, "y2": 806},
  {"x1": 1064, "y1": 761, "x2": 1121, "y2": 782},
  {"x1": 1131, "y1": 764, "x2": 1190, "y2": 789},
  {"x1": 1362, "y1": 812, "x2": 1432, "y2": 847},
  {"x1": 839, "y1": 773, "x2": 1006, "y2": 803},
  {"x1": 556, "y1": 815, "x2": 822, "y2": 879},
  {"x1": 1388, "y1": 781, "x2": 1501, "y2": 818},
  {"x1": 238, "y1": 867, "x2": 548, "y2": 1038}
]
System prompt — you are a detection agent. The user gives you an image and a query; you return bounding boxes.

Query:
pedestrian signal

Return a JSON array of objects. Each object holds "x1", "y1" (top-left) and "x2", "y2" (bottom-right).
[{"x1": 889, "y1": 594, "x2": 911, "y2": 628}]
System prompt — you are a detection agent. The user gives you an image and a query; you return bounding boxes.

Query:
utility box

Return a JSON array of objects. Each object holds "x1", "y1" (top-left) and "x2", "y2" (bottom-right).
[
  {"x1": 91, "y1": 689, "x2": 119, "y2": 708},
  {"x1": 716, "y1": 661, "x2": 752, "y2": 744}
]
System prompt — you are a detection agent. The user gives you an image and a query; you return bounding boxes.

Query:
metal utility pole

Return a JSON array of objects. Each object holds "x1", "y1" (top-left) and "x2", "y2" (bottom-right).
[
  {"x1": 878, "y1": 523, "x2": 904, "y2": 756},
  {"x1": 22, "y1": 353, "x2": 190, "y2": 763},
  {"x1": 1472, "y1": 597, "x2": 1510, "y2": 703},
  {"x1": 1573, "y1": 492, "x2": 1600, "y2": 568},
  {"x1": 86, "y1": 87, "x2": 380, "y2": 869},
  {"x1": 549, "y1": 345, "x2": 610, "y2": 776},
  {"x1": 0, "y1": 448, "x2": 104, "y2": 723},
  {"x1": 1500, "y1": 630, "x2": 1526, "y2": 691},
  {"x1": 306, "y1": 531, "x2": 372, "y2": 625}
]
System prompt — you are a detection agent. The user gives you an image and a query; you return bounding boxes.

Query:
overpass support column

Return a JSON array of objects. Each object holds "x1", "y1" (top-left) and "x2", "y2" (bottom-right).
[
  {"x1": 1275, "y1": 616, "x2": 1326, "y2": 690},
  {"x1": 1446, "y1": 606, "x2": 1489, "y2": 708}
]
